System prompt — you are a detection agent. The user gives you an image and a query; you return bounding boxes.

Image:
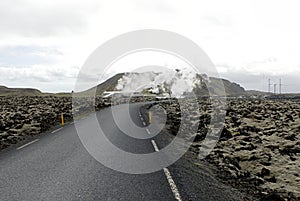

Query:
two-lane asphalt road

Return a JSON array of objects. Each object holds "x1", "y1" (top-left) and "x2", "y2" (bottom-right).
[{"x1": 0, "y1": 103, "x2": 244, "y2": 201}]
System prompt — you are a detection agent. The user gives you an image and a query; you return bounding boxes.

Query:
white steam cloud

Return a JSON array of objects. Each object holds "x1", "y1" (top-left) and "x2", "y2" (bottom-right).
[{"x1": 116, "y1": 68, "x2": 207, "y2": 97}]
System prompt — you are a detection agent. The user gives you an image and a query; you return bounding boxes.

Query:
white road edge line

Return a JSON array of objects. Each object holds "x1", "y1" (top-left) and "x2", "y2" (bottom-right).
[
  {"x1": 150, "y1": 140, "x2": 182, "y2": 201},
  {"x1": 51, "y1": 127, "x2": 63, "y2": 134},
  {"x1": 17, "y1": 139, "x2": 39, "y2": 150},
  {"x1": 146, "y1": 128, "x2": 151, "y2": 135}
]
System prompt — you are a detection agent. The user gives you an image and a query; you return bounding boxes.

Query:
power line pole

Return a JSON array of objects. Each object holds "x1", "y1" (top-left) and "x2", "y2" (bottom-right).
[
  {"x1": 279, "y1": 78, "x2": 282, "y2": 94},
  {"x1": 274, "y1": 84, "x2": 277, "y2": 95},
  {"x1": 268, "y1": 78, "x2": 271, "y2": 93}
]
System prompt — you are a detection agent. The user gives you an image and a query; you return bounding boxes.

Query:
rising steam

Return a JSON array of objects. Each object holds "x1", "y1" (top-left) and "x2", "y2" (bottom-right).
[{"x1": 116, "y1": 68, "x2": 208, "y2": 97}]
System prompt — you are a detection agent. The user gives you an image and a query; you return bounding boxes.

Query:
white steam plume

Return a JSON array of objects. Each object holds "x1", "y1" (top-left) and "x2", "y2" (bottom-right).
[{"x1": 116, "y1": 68, "x2": 207, "y2": 97}]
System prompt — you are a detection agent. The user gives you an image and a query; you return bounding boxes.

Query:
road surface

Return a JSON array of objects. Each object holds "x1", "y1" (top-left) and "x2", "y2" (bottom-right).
[{"x1": 0, "y1": 103, "x2": 244, "y2": 201}]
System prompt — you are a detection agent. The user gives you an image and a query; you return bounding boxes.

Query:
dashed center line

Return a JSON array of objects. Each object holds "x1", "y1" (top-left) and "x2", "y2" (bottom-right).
[
  {"x1": 140, "y1": 108, "x2": 182, "y2": 200},
  {"x1": 151, "y1": 140, "x2": 159, "y2": 152},
  {"x1": 17, "y1": 139, "x2": 39, "y2": 150},
  {"x1": 51, "y1": 127, "x2": 62, "y2": 134},
  {"x1": 163, "y1": 168, "x2": 183, "y2": 201},
  {"x1": 150, "y1": 140, "x2": 182, "y2": 201},
  {"x1": 139, "y1": 113, "x2": 147, "y2": 126}
]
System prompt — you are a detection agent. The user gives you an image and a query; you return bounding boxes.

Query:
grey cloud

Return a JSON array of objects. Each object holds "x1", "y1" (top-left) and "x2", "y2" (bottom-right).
[
  {"x1": 0, "y1": 1, "x2": 100, "y2": 37},
  {"x1": 246, "y1": 57, "x2": 278, "y2": 67},
  {"x1": 218, "y1": 68, "x2": 300, "y2": 93},
  {"x1": 0, "y1": 45, "x2": 63, "y2": 66},
  {"x1": 0, "y1": 65, "x2": 78, "y2": 83},
  {"x1": 133, "y1": 0, "x2": 175, "y2": 14},
  {"x1": 204, "y1": 16, "x2": 233, "y2": 27}
]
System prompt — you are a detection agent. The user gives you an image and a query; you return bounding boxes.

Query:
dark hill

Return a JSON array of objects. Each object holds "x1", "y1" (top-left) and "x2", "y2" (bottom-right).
[
  {"x1": 81, "y1": 73, "x2": 125, "y2": 96},
  {"x1": 86, "y1": 72, "x2": 246, "y2": 96},
  {"x1": 0, "y1": 86, "x2": 42, "y2": 96},
  {"x1": 0, "y1": 72, "x2": 248, "y2": 97}
]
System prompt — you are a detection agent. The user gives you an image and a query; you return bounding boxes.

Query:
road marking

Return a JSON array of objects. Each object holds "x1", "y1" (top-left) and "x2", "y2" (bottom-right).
[
  {"x1": 51, "y1": 127, "x2": 62, "y2": 133},
  {"x1": 140, "y1": 114, "x2": 147, "y2": 126},
  {"x1": 163, "y1": 168, "x2": 183, "y2": 201},
  {"x1": 17, "y1": 139, "x2": 39, "y2": 150},
  {"x1": 150, "y1": 139, "x2": 183, "y2": 201},
  {"x1": 146, "y1": 128, "x2": 151, "y2": 135},
  {"x1": 151, "y1": 140, "x2": 159, "y2": 152},
  {"x1": 70, "y1": 122, "x2": 74, "y2": 125}
]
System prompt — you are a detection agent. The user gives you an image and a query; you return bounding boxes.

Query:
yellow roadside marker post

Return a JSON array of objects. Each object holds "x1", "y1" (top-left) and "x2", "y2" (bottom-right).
[
  {"x1": 149, "y1": 111, "x2": 152, "y2": 124},
  {"x1": 61, "y1": 113, "x2": 65, "y2": 126}
]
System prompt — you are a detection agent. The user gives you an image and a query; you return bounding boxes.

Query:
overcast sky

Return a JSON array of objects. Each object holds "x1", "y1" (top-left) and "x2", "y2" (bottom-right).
[{"x1": 0, "y1": 0, "x2": 299, "y2": 93}]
